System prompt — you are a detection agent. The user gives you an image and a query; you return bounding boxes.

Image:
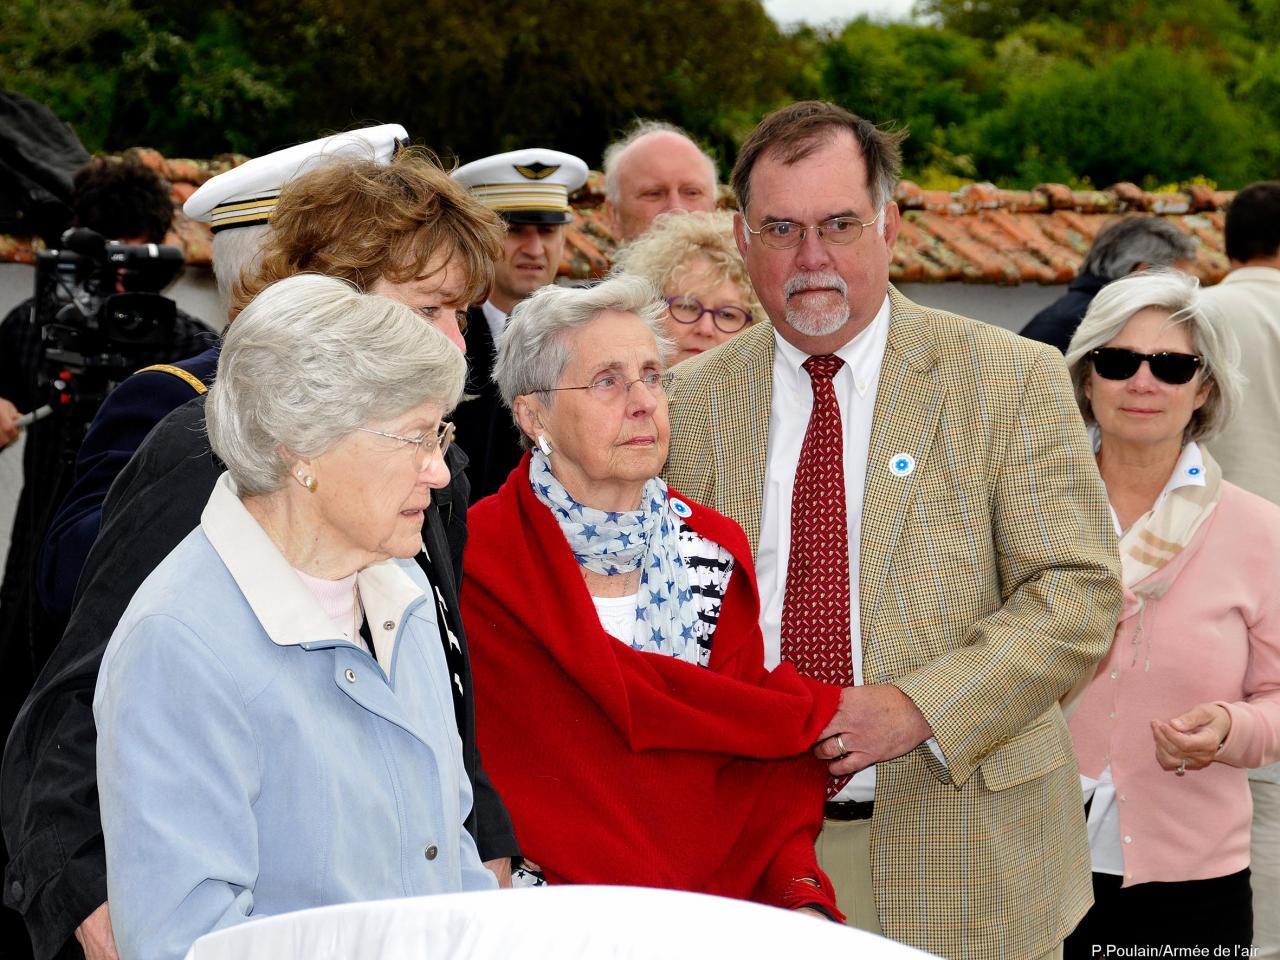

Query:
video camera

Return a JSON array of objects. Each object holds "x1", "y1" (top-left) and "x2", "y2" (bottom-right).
[{"x1": 32, "y1": 227, "x2": 185, "y2": 423}]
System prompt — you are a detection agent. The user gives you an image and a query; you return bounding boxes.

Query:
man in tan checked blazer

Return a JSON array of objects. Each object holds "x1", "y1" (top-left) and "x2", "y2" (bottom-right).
[{"x1": 664, "y1": 102, "x2": 1123, "y2": 959}]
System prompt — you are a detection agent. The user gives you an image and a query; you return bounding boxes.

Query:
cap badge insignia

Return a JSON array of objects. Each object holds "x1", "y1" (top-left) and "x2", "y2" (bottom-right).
[{"x1": 514, "y1": 162, "x2": 560, "y2": 180}]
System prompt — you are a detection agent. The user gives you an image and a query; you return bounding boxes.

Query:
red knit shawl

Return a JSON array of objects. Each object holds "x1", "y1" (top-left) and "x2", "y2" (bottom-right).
[{"x1": 462, "y1": 456, "x2": 842, "y2": 909}]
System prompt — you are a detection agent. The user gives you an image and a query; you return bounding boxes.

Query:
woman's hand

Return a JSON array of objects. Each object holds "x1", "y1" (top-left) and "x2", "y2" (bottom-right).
[{"x1": 1151, "y1": 702, "x2": 1232, "y2": 774}]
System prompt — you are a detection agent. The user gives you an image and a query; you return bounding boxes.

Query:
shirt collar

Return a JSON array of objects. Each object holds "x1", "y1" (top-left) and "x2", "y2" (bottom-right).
[
  {"x1": 201, "y1": 472, "x2": 425, "y2": 648},
  {"x1": 1218, "y1": 265, "x2": 1280, "y2": 286},
  {"x1": 772, "y1": 291, "x2": 891, "y2": 398},
  {"x1": 1090, "y1": 431, "x2": 1206, "y2": 534}
]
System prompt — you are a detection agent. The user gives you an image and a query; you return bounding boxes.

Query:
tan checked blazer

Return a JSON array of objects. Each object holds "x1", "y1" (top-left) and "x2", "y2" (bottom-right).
[{"x1": 665, "y1": 288, "x2": 1122, "y2": 959}]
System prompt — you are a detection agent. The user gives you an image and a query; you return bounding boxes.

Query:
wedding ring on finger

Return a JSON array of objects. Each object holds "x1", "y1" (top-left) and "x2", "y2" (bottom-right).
[
  {"x1": 1176, "y1": 759, "x2": 1187, "y2": 776},
  {"x1": 834, "y1": 734, "x2": 849, "y2": 757}
]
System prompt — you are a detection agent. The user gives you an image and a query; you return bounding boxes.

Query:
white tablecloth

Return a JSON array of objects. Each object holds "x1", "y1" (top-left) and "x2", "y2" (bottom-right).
[{"x1": 183, "y1": 885, "x2": 939, "y2": 960}]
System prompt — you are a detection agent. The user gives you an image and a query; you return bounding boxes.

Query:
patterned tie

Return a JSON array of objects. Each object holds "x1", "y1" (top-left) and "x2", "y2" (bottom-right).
[{"x1": 781, "y1": 355, "x2": 853, "y2": 796}]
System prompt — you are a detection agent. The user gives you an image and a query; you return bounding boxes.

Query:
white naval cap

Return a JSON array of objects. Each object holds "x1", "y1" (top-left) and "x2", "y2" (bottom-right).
[
  {"x1": 184, "y1": 123, "x2": 409, "y2": 233},
  {"x1": 452, "y1": 148, "x2": 588, "y2": 225}
]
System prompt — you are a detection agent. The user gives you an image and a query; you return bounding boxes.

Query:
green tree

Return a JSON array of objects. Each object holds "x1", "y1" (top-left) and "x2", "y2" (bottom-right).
[{"x1": 965, "y1": 43, "x2": 1268, "y2": 187}]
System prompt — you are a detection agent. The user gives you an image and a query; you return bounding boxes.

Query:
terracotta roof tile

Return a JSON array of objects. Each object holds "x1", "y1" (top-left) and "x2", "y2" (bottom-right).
[{"x1": 1, "y1": 153, "x2": 1235, "y2": 287}]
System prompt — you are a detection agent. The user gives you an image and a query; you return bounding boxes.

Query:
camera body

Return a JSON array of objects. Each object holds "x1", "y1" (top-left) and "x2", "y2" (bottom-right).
[{"x1": 33, "y1": 227, "x2": 185, "y2": 417}]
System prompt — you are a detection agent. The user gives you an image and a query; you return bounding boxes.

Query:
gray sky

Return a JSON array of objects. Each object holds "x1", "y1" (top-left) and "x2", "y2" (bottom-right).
[{"x1": 762, "y1": 0, "x2": 920, "y2": 27}]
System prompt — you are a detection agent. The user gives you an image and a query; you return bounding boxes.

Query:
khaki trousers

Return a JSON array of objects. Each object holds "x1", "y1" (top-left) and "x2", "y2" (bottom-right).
[{"x1": 816, "y1": 817, "x2": 1064, "y2": 960}]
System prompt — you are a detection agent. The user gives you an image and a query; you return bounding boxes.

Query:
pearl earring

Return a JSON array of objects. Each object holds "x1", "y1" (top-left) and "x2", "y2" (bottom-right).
[
  {"x1": 297, "y1": 472, "x2": 317, "y2": 492},
  {"x1": 536, "y1": 435, "x2": 553, "y2": 456}
]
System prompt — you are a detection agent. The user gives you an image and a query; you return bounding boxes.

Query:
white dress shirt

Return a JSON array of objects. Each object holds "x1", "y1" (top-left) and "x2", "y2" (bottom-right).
[
  {"x1": 757, "y1": 294, "x2": 891, "y2": 801},
  {"x1": 481, "y1": 300, "x2": 508, "y2": 345}
]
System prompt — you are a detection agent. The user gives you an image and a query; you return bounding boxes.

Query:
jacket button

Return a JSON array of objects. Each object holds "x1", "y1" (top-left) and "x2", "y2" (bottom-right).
[
  {"x1": 344, "y1": 668, "x2": 357, "y2": 683},
  {"x1": 9, "y1": 880, "x2": 22, "y2": 901},
  {"x1": 382, "y1": 620, "x2": 395, "y2": 631},
  {"x1": 424, "y1": 844, "x2": 438, "y2": 861}
]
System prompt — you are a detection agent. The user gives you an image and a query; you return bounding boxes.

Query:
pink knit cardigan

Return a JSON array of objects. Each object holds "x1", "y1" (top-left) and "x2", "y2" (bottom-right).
[{"x1": 1069, "y1": 482, "x2": 1280, "y2": 887}]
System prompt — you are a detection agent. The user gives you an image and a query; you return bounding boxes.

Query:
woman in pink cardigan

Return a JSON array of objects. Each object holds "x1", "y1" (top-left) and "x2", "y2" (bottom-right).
[{"x1": 1061, "y1": 269, "x2": 1280, "y2": 957}]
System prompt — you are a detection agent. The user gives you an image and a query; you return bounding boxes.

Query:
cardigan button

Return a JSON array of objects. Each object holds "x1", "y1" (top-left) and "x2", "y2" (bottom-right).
[
  {"x1": 424, "y1": 844, "x2": 438, "y2": 861},
  {"x1": 344, "y1": 668, "x2": 357, "y2": 683},
  {"x1": 1123, "y1": 835, "x2": 1133, "y2": 844}
]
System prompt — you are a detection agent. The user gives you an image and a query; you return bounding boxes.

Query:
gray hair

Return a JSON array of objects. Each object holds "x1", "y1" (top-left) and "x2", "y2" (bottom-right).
[
  {"x1": 212, "y1": 224, "x2": 269, "y2": 321},
  {"x1": 494, "y1": 275, "x2": 672, "y2": 449},
  {"x1": 602, "y1": 119, "x2": 718, "y2": 208},
  {"x1": 1079, "y1": 216, "x2": 1197, "y2": 282},
  {"x1": 1065, "y1": 268, "x2": 1243, "y2": 444},
  {"x1": 206, "y1": 273, "x2": 466, "y2": 494}
]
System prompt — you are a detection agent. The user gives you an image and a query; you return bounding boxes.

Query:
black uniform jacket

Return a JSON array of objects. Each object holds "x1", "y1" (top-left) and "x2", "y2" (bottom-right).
[
  {"x1": 1, "y1": 394, "x2": 517, "y2": 960},
  {"x1": 452, "y1": 305, "x2": 524, "y2": 503}
]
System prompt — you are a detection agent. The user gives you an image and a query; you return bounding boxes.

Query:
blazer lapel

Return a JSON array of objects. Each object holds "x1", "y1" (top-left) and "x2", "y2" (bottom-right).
[
  {"x1": 859, "y1": 291, "x2": 945, "y2": 630},
  {"x1": 709, "y1": 324, "x2": 775, "y2": 554}
]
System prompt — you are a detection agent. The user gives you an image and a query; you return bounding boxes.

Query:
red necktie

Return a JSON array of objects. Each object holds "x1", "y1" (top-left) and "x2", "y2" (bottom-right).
[{"x1": 781, "y1": 355, "x2": 852, "y2": 796}]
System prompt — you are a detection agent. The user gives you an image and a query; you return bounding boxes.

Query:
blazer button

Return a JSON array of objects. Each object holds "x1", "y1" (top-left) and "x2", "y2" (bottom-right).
[
  {"x1": 344, "y1": 668, "x2": 357, "y2": 683},
  {"x1": 382, "y1": 620, "x2": 395, "y2": 631},
  {"x1": 424, "y1": 843, "x2": 438, "y2": 861}
]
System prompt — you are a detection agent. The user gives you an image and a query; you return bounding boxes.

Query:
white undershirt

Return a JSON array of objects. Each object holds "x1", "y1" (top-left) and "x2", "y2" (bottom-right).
[
  {"x1": 593, "y1": 593, "x2": 638, "y2": 645},
  {"x1": 757, "y1": 295, "x2": 891, "y2": 802}
]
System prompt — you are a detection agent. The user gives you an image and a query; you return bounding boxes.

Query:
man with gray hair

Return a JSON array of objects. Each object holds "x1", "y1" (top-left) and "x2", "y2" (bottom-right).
[
  {"x1": 665, "y1": 100, "x2": 1120, "y2": 958},
  {"x1": 602, "y1": 119, "x2": 718, "y2": 243},
  {"x1": 1021, "y1": 215, "x2": 1197, "y2": 353}
]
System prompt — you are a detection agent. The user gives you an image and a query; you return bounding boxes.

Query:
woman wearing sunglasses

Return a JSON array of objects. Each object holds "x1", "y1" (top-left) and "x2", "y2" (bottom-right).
[
  {"x1": 1060, "y1": 269, "x2": 1280, "y2": 956},
  {"x1": 94, "y1": 276, "x2": 498, "y2": 960},
  {"x1": 611, "y1": 209, "x2": 761, "y2": 364}
]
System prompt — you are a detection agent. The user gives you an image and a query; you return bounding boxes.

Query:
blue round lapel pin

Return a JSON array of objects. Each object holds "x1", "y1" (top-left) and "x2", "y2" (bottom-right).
[
  {"x1": 669, "y1": 497, "x2": 693, "y2": 518},
  {"x1": 889, "y1": 453, "x2": 916, "y2": 478}
]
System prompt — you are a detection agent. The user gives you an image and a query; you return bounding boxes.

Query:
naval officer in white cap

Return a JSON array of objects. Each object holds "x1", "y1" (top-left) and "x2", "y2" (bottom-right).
[{"x1": 451, "y1": 148, "x2": 588, "y2": 500}]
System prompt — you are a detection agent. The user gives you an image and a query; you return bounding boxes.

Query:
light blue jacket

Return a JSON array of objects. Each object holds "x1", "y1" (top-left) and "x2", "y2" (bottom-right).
[{"x1": 94, "y1": 475, "x2": 495, "y2": 960}]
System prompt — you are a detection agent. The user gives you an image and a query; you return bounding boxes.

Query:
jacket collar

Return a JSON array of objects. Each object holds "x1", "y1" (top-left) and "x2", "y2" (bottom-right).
[{"x1": 201, "y1": 472, "x2": 424, "y2": 649}]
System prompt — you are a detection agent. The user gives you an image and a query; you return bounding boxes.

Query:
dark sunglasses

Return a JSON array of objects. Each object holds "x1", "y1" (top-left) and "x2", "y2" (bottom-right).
[{"x1": 1088, "y1": 347, "x2": 1203, "y2": 385}]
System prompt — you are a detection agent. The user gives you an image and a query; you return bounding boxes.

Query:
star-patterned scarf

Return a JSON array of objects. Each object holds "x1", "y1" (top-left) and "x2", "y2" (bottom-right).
[{"x1": 529, "y1": 450, "x2": 701, "y2": 664}]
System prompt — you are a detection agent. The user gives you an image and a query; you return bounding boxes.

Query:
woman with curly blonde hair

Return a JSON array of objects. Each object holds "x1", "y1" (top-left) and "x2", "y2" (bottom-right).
[{"x1": 612, "y1": 210, "x2": 761, "y2": 365}]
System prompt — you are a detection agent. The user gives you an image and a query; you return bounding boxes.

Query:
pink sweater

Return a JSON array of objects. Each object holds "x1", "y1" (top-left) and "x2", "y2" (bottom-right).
[{"x1": 1069, "y1": 482, "x2": 1280, "y2": 887}]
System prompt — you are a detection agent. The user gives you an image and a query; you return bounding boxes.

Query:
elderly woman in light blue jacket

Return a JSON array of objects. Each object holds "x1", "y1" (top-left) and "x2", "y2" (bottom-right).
[{"x1": 93, "y1": 274, "x2": 495, "y2": 960}]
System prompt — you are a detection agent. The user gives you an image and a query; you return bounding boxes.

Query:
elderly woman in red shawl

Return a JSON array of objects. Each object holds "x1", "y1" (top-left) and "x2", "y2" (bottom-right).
[{"x1": 461, "y1": 274, "x2": 843, "y2": 918}]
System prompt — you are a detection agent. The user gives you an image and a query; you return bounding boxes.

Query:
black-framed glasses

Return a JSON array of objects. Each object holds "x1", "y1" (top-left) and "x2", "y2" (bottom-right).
[
  {"x1": 664, "y1": 296, "x2": 753, "y2": 334},
  {"x1": 537, "y1": 371, "x2": 672, "y2": 404},
  {"x1": 743, "y1": 210, "x2": 883, "y2": 250},
  {"x1": 1088, "y1": 348, "x2": 1203, "y2": 385},
  {"x1": 357, "y1": 420, "x2": 455, "y2": 466}
]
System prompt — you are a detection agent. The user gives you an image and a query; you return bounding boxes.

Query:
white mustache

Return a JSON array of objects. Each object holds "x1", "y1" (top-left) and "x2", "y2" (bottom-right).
[{"x1": 784, "y1": 271, "x2": 848, "y2": 299}]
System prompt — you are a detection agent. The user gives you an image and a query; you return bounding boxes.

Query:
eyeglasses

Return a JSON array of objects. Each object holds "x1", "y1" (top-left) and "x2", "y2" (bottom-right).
[
  {"x1": 664, "y1": 297, "x2": 752, "y2": 334},
  {"x1": 743, "y1": 210, "x2": 883, "y2": 250},
  {"x1": 1088, "y1": 348, "x2": 1203, "y2": 385},
  {"x1": 538, "y1": 371, "x2": 672, "y2": 404},
  {"x1": 357, "y1": 420, "x2": 455, "y2": 466}
]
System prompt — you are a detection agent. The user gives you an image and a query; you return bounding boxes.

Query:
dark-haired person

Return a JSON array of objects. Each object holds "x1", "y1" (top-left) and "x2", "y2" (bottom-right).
[
  {"x1": 1062, "y1": 269, "x2": 1280, "y2": 958},
  {"x1": 1202, "y1": 180, "x2": 1280, "y2": 960},
  {"x1": 0, "y1": 152, "x2": 213, "y2": 750},
  {"x1": 665, "y1": 100, "x2": 1122, "y2": 959},
  {"x1": 1, "y1": 138, "x2": 515, "y2": 960},
  {"x1": 1021, "y1": 216, "x2": 1197, "y2": 354}
]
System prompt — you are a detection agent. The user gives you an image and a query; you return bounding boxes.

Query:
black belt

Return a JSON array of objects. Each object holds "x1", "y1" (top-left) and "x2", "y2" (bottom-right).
[{"x1": 823, "y1": 799, "x2": 874, "y2": 822}]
